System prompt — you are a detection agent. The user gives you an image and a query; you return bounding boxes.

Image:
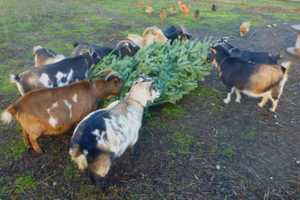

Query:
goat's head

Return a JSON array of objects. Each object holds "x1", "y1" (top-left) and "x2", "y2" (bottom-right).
[
  {"x1": 72, "y1": 42, "x2": 91, "y2": 56},
  {"x1": 143, "y1": 26, "x2": 168, "y2": 46},
  {"x1": 103, "y1": 73, "x2": 123, "y2": 96},
  {"x1": 209, "y1": 45, "x2": 230, "y2": 69},
  {"x1": 128, "y1": 75, "x2": 160, "y2": 106}
]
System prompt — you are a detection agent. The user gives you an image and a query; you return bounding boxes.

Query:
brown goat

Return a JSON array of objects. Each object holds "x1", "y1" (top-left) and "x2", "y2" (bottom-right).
[{"x1": 1, "y1": 74, "x2": 123, "y2": 153}]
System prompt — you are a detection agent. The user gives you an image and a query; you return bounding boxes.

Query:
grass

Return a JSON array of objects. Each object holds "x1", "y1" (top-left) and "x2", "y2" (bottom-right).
[
  {"x1": 14, "y1": 175, "x2": 36, "y2": 193},
  {"x1": 0, "y1": 139, "x2": 26, "y2": 162},
  {"x1": 0, "y1": 177, "x2": 10, "y2": 198},
  {"x1": 219, "y1": 145, "x2": 236, "y2": 159},
  {"x1": 168, "y1": 131, "x2": 194, "y2": 156},
  {"x1": 162, "y1": 104, "x2": 186, "y2": 119},
  {"x1": 63, "y1": 160, "x2": 79, "y2": 179},
  {"x1": 192, "y1": 85, "x2": 224, "y2": 113},
  {"x1": 242, "y1": 128, "x2": 257, "y2": 142}
]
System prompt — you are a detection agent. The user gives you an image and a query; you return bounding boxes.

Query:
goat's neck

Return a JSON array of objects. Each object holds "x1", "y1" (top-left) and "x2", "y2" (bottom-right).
[{"x1": 92, "y1": 81, "x2": 110, "y2": 98}]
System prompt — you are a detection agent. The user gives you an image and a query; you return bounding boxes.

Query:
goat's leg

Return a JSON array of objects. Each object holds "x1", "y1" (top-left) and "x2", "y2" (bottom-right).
[
  {"x1": 258, "y1": 94, "x2": 269, "y2": 108},
  {"x1": 235, "y1": 89, "x2": 241, "y2": 103},
  {"x1": 270, "y1": 98, "x2": 279, "y2": 112},
  {"x1": 224, "y1": 87, "x2": 235, "y2": 104},
  {"x1": 21, "y1": 130, "x2": 30, "y2": 149},
  {"x1": 269, "y1": 85, "x2": 281, "y2": 112},
  {"x1": 28, "y1": 135, "x2": 43, "y2": 153}
]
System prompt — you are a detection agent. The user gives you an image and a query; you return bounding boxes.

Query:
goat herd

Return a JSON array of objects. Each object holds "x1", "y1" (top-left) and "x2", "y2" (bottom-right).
[{"x1": 1, "y1": 25, "x2": 291, "y2": 187}]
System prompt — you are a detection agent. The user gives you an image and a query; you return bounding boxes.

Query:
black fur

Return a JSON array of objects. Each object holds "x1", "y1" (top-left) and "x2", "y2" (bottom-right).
[
  {"x1": 212, "y1": 45, "x2": 264, "y2": 91},
  {"x1": 114, "y1": 40, "x2": 140, "y2": 58},
  {"x1": 163, "y1": 25, "x2": 191, "y2": 43},
  {"x1": 71, "y1": 110, "x2": 111, "y2": 161},
  {"x1": 216, "y1": 42, "x2": 280, "y2": 64}
]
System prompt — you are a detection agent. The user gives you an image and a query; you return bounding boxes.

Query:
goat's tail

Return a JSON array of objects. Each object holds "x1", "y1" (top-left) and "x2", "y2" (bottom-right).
[
  {"x1": 69, "y1": 146, "x2": 88, "y2": 171},
  {"x1": 280, "y1": 61, "x2": 292, "y2": 74},
  {"x1": 1, "y1": 104, "x2": 17, "y2": 124}
]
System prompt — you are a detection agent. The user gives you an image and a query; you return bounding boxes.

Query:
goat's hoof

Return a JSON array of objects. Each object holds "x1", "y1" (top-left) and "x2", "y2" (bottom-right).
[
  {"x1": 223, "y1": 98, "x2": 230, "y2": 104},
  {"x1": 33, "y1": 148, "x2": 44, "y2": 153},
  {"x1": 235, "y1": 99, "x2": 241, "y2": 103}
]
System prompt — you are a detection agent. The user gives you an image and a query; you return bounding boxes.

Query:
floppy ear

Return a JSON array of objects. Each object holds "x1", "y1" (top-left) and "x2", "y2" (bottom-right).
[
  {"x1": 210, "y1": 48, "x2": 217, "y2": 54},
  {"x1": 88, "y1": 47, "x2": 95, "y2": 56}
]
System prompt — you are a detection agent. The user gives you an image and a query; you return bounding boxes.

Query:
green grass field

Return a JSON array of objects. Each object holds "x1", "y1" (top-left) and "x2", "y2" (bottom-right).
[{"x1": 0, "y1": 0, "x2": 300, "y2": 199}]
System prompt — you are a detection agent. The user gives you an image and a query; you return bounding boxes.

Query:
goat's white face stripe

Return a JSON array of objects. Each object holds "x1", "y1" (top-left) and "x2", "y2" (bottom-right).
[{"x1": 63, "y1": 99, "x2": 72, "y2": 119}]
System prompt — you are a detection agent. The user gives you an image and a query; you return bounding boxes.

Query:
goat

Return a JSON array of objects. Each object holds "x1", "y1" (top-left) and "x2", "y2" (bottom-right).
[
  {"x1": 1, "y1": 73, "x2": 123, "y2": 153},
  {"x1": 128, "y1": 26, "x2": 168, "y2": 48},
  {"x1": 215, "y1": 40, "x2": 280, "y2": 64},
  {"x1": 163, "y1": 25, "x2": 191, "y2": 43},
  {"x1": 69, "y1": 76, "x2": 160, "y2": 184},
  {"x1": 33, "y1": 46, "x2": 65, "y2": 68},
  {"x1": 10, "y1": 49, "x2": 101, "y2": 96},
  {"x1": 210, "y1": 45, "x2": 291, "y2": 112},
  {"x1": 114, "y1": 39, "x2": 140, "y2": 57},
  {"x1": 72, "y1": 42, "x2": 115, "y2": 58}
]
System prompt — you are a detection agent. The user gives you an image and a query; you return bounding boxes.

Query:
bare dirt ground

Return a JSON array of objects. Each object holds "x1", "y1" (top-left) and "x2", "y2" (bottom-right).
[{"x1": 0, "y1": 9, "x2": 300, "y2": 200}]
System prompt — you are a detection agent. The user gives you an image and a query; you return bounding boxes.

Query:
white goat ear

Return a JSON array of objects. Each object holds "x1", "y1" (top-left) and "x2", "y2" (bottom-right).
[{"x1": 210, "y1": 48, "x2": 217, "y2": 54}]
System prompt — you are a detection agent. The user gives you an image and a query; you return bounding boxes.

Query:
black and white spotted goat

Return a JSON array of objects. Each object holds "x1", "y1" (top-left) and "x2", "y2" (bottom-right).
[
  {"x1": 69, "y1": 76, "x2": 160, "y2": 181},
  {"x1": 10, "y1": 48, "x2": 101, "y2": 96}
]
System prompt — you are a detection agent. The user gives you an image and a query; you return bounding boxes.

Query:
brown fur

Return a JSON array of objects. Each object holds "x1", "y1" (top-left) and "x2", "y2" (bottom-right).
[
  {"x1": 247, "y1": 64, "x2": 284, "y2": 94},
  {"x1": 3, "y1": 78, "x2": 122, "y2": 153},
  {"x1": 177, "y1": 0, "x2": 190, "y2": 16},
  {"x1": 89, "y1": 153, "x2": 112, "y2": 177},
  {"x1": 240, "y1": 22, "x2": 250, "y2": 37}
]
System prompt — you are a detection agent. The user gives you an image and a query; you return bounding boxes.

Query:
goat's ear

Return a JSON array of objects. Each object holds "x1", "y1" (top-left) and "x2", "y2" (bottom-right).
[
  {"x1": 88, "y1": 47, "x2": 96, "y2": 56},
  {"x1": 210, "y1": 48, "x2": 217, "y2": 54}
]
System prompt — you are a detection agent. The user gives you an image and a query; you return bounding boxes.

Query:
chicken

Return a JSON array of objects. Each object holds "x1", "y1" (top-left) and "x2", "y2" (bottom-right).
[
  {"x1": 240, "y1": 21, "x2": 251, "y2": 37},
  {"x1": 145, "y1": 5, "x2": 153, "y2": 16},
  {"x1": 193, "y1": 9, "x2": 200, "y2": 20},
  {"x1": 160, "y1": 9, "x2": 167, "y2": 24},
  {"x1": 177, "y1": 0, "x2": 190, "y2": 16},
  {"x1": 168, "y1": 5, "x2": 177, "y2": 16}
]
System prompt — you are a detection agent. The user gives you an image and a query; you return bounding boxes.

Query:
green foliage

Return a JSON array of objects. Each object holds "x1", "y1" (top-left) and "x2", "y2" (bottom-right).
[
  {"x1": 168, "y1": 131, "x2": 194, "y2": 156},
  {"x1": 90, "y1": 40, "x2": 211, "y2": 106},
  {"x1": 0, "y1": 140, "x2": 26, "y2": 161},
  {"x1": 14, "y1": 175, "x2": 36, "y2": 193},
  {"x1": 242, "y1": 128, "x2": 257, "y2": 141},
  {"x1": 64, "y1": 160, "x2": 79, "y2": 179},
  {"x1": 162, "y1": 104, "x2": 186, "y2": 119},
  {"x1": 220, "y1": 146, "x2": 236, "y2": 159},
  {"x1": 192, "y1": 85, "x2": 224, "y2": 113}
]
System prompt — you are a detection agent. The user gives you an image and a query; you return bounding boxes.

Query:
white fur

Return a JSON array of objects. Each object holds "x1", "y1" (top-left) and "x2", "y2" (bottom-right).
[
  {"x1": 72, "y1": 94, "x2": 78, "y2": 103},
  {"x1": 39, "y1": 73, "x2": 53, "y2": 87},
  {"x1": 33, "y1": 45, "x2": 43, "y2": 53},
  {"x1": 63, "y1": 99, "x2": 72, "y2": 119},
  {"x1": 69, "y1": 149, "x2": 88, "y2": 171},
  {"x1": 49, "y1": 116, "x2": 58, "y2": 128},
  {"x1": 55, "y1": 71, "x2": 67, "y2": 86},
  {"x1": 1, "y1": 110, "x2": 13, "y2": 124},
  {"x1": 47, "y1": 102, "x2": 59, "y2": 128}
]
